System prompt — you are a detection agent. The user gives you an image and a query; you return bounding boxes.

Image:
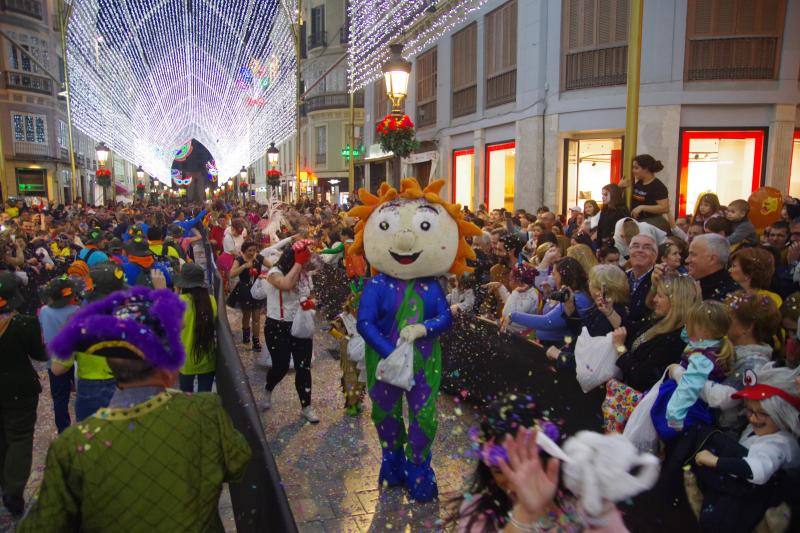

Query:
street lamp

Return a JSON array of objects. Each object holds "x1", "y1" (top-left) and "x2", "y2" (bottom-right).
[
  {"x1": 383, "y1": 44, "x2": 411, "y2": 116},
  {"x1": 239, "y1": 166, "x2": 248, "y2": 180},
  {"x1": 95, "y1": 142, "x2": 110, "y2": 166},
  {"x1": 267, "y1": 142, "x2": 279, "y2": 166},
  {"x1": 136, "y1": 165, "x2": 145, "y2": 180}
]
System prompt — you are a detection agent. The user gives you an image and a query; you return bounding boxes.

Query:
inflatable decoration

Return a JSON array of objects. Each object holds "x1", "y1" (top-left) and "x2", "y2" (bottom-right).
[
  {"x1": 748, "y1": 187, "x2": 783, "y2": 230},
  {"x1": 347, "y1": 178, "x2": 481, "y2": 502}
]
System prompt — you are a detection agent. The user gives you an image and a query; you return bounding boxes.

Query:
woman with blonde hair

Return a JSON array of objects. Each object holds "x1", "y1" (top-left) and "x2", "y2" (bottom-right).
[
  {"x1": 604, "y1": 276, "x2": 700, "y2": 432},
  {"x1": 566, "y1": 244, "x2": 598, "y2": 278}
]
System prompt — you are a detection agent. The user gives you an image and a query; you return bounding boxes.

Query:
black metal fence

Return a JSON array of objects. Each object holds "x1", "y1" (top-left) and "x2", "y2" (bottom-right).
[{"x1": 205, "y1": 237, "x2": 297, "y2": 532}]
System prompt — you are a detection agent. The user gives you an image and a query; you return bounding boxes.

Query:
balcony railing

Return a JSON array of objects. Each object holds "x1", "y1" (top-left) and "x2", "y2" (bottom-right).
[
  {"x1": 4, "y1": 71, "x2": 52, "y2": 95},
  {"x1": 564, "y1": 45, "x2": 627, "y2": 91},
  {"x1": 14, "y1": 140, "x2": 50, "y2": 157},
  {"x1": 309, "y1": 31, "x2": 327, "y2": 50},
  {"x1": 1, "y1": 0, "x2": 42, "y2": 19},
  {"x1": 452, "y1": 85, "x2": 477, "y2": 118},
  {"x1": 486, "y1": 69, "x2": 516, "y2": 108},
  {"x1": 302, "y1": 91, "x2": 364, "y2": 114},
  {"x1": 686, "y1": 36, "x2": 779, "y2": 81}
]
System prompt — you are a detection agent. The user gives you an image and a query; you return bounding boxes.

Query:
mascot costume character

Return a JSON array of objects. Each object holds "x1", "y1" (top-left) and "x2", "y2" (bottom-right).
[{"x1": 348, "y1": 178, "x2": 481, "y2": 502}]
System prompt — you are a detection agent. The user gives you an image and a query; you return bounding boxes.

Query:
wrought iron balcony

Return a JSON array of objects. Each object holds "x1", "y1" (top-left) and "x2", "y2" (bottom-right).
[
  {"x1": 686, "y1": 36, "x2": 779, "y2": 81},
  {"x1": 1, "y1": 0, "x2": 42, "y2": 19},
  {"x1": 4, "y1": 71, "x2": 52, "y2": 95},
  {"x1": 564, "y1": 45, "x2": 627, "y2": 91},
  {"x1": 302, "y1": 91, "x2": 364, "y2": 114},
  {"x1": 309, "y1": 31, "x2": 327, "y2": 50}
]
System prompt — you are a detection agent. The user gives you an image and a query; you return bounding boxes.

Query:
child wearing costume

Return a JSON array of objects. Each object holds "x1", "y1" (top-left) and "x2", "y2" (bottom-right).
[
  {"x1": 348, "y1": 178, "x2": 481, "y2": 502},
  {"x1": 689, "y1": 363, "x2": 800, "y2": 532},
  {"x1": 18, "y1": 287, "x2": 251, "y2": 532}
]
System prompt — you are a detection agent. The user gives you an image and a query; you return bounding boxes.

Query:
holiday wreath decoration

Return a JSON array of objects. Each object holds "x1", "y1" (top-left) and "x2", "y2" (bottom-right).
[
  {"x1": 267, "y1": 169, "x2": 282, "y2": 187},
  {"x1": 95, "y1": 168, "x2": 112, "y2": 187},
  {"x1": 375, "y1": 114, "x2": 418, "y2": 158}
]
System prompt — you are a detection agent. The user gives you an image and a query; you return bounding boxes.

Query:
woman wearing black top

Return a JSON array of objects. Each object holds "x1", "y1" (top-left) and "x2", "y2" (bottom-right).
[
  {"x1": 595, "y1": 183, "x2": 629, "y2": 248},
  {"x1": 611, "y1": 275, "x2": 698, "y2": 391},
  {"x1": 618, "y1": 154, "x2": 670, "y2": 232},
  {"x1": 227, "y1": 240, "x2": 267, "y2": 351}
]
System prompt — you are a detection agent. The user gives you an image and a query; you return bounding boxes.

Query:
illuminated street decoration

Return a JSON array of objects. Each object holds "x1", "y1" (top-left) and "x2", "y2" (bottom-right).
[
  {"x1": 172, "y1": 141, "x2": 193, "y2": 162},
  {"x1": 348, "y1": 0, "x2": 488, "y2": 92},
  {"x1": 65, "y1": 0, "x2": 297, "y2": 184}
]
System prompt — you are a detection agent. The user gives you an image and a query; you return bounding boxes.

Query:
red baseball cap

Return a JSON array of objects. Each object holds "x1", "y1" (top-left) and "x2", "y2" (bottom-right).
[{"x1": 733, "y1": 384, "x2": 800, "y2": 411}]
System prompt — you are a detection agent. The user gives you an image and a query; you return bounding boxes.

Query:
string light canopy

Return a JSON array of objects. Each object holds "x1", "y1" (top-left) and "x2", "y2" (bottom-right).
[
  {"x1": 348, "y1": 0, "x2": 488, "y2": 92},
  {"x1": 65, "y1": 0, "x2": 298, "y2": 185}
]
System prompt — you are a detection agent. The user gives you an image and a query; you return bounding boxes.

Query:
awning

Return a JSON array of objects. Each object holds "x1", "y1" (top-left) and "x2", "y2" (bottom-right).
[{"x1": 115, "y1": 183, "x2": 130, "y2": 195}]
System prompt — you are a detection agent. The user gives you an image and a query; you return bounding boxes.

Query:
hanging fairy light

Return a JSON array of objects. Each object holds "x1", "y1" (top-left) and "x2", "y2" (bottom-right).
[
  {"x1": 348, "y1": 0, "x2": 488, "y2": 92},
  {"x1": 65, "y1": 0, "x2": 297, "y2": 185}
]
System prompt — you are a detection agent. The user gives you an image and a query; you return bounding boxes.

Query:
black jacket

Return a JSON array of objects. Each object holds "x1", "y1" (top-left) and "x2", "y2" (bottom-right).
[
  {"x1": 0, "y1": 314, "x2": 47, "y2": 400},
  {"x1": 615, "y1": 327, "x2": 686, "y2": 392},
  {"x1": 595, "y1": 206, "x2": 629, "y2": 247},
  {"x1": 699, "y1": 269, "x2": 741, "y2": 302}
]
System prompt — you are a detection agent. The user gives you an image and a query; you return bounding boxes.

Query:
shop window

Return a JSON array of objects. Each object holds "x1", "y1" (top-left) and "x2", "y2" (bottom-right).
[
  {"x1": 16, "y1": 168, "x2": 46, "y2": 197},
  {"x1": 678, "y1": 130, "x2": 765, "y2": 216},
  {"x1": 453, "y1": 148, "x2": 475, "y2": 210},
  {"x1": 790, "y1": 130, "x2": 800, "y2": 198},
  {"x1": 486, "y1": 142, "x2": 515, "y2": 211},
  {"x1": 564, "y1": 137, "x2": 622, "y2": 211}
]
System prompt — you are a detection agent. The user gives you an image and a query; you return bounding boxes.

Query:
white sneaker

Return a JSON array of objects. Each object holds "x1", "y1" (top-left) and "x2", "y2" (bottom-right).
[
  {"x1": 301, "y1": 406, "x2": 319, "y2": 424},
  {"x1": 259, "y1": 390, "x2": 272, "y2": 411}
]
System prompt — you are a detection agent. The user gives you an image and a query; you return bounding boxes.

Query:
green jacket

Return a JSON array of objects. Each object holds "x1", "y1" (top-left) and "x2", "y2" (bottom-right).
[
  {"x1": 0, "y1": 313, "x2": 47, "y2": 400},
  {"x1": 18, "y1": 391, "x2": 251, "y2": 533}
]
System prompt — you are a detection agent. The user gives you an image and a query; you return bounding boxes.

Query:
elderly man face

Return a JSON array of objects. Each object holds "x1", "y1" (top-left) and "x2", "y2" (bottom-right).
[
  {"x1": 686, "y1": 237, "x2": 722, "y2": 280},
  {"x1": 539, "y1": 212, "x2": 556, "y2": 230},
  {"x1": 628, "y1": 234, "x2": 657, "y2": 272}
]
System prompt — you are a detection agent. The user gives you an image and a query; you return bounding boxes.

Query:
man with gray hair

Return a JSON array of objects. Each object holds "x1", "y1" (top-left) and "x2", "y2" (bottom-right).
[
  {"x1": 624, "y1": 234, "x2": 658, "y2": 341},
  {"x1": 686, "y1": 233, "x2": 740, "y2": 301}
]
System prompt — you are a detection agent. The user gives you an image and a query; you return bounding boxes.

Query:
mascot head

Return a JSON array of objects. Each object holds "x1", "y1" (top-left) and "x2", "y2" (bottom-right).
[{"x1": 347, "y1": 178, "x2": 481, "y2": 280}]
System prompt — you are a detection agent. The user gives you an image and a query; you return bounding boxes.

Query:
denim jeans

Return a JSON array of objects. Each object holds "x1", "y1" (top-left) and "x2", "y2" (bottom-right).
[
  {"x1": 48, "y1": 368, "x2": 74, "y2": 433},
  {"x1": 75, "y1": 379, "x2": 117, "y2": 421},
  {"x1": 178, "y1": 373, "x2": 215, "y2": 393}
]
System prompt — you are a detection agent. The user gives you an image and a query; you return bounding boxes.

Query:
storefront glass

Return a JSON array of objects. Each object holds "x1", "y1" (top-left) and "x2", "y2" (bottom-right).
[
  {"x1": 453, "y1": 148, "x2": 475, "y2": 210},
  {"x1": 486, "y1": 142, "x2": 515, "y2": 211},
  {"x1": 790, "y1": 130, "x2": 800, "y2": 198},
  {"x1": 679, "y1": 130, "x2": 764, "y2": 216},
  {"x1": 564, "y1": 138, "x2": 622, "y2": 211}
]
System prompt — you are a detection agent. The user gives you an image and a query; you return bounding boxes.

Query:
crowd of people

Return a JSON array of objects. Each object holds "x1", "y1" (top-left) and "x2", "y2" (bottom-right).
[{"x1": 1, "y1": 150, "x2": 800, "y2": 531}]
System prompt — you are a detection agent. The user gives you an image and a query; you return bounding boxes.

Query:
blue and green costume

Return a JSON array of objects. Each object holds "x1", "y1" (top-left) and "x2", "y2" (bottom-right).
[{"x1": 357, "y1": 273, "x2": 451, "y2": 502}]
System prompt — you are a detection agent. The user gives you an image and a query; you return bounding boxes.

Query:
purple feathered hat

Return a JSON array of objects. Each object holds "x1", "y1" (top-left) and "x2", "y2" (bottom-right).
[{"x1": 49, "y1": 286, "x2": 187, "y2": 371}]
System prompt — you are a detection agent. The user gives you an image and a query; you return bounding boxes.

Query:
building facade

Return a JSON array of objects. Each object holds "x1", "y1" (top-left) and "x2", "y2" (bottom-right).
[
  {"x1": 270, "y1": 0, "x2": 365, "y2": 205},
  {"x1": 363, "y1": 0, "x2": 800, "y2": 217},
  {"x1": 0, "y1": 0, "x2": 136, "y2": 205}
]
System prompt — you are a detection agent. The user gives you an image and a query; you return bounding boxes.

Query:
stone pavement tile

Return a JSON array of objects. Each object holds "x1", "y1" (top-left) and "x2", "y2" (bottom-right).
[
  {"x1": 327, "y1": 492, "x2": 367, "y2": 518},
  {"x1": 290, "y1": 497, "x2": 336, "y2": 523},
  {"x1": 298, "y1": 520, "x2": 326, "y2": 533},
  {"x1": 320, "y1": 517, "x2": 361, "y2": 532}
]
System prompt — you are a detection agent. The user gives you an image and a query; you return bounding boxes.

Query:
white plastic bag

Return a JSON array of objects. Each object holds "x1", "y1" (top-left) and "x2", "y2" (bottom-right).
[
  {"x1": 290, "y1": 308, "x2": 316, "y2": 339},
  {"x1": 623, "y1": 370, "x2": 667, "y2": 452},
  {"x1": 574, "y1": 327, "x2": 621, "y2": 393},
  {"x1": 348, "y1": 333, "x2": 366, "y2": 363},
  {"x1": 376, "y1": 342, "x2": 415, "y2": 391},
  {"x1": 250, "y1": 277, "x2": 270, "y2": 300}
]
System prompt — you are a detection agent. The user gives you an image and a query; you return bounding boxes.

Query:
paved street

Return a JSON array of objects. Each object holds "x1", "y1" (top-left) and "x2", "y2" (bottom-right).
[{"x1": 230, "y1": 312, "x2": 478, "y2": 532}]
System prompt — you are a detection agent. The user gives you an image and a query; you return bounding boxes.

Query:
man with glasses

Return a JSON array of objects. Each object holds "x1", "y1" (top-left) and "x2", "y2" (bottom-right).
[{"x1": 624, "y1": 234, "x2": 658, "y2": 343}]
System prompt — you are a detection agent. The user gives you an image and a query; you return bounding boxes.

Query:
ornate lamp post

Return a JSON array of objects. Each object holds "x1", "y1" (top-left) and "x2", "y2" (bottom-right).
[
  {"x1": 382, "y1": 44, "x2": 412, "y2": 186},
  {"x1": 267, "y1": 142, "x2": 281, "y2": 200},
  {"x1": 95, "y1": 142, "x2": 111, "y2": 204},
  {"x1": 239, "y1": 165, "x2": 248, "y2": 204}
]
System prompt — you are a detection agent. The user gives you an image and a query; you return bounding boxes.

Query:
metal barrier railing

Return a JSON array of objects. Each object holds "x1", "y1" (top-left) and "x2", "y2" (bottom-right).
[{"x1": 203, "y1": 236, "x2": 298, "y2": 532}]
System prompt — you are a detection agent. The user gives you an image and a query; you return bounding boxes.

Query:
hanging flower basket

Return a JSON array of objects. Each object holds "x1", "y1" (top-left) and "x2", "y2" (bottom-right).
[
  {"x1": 267, "y1": 169, "x2": 282, "y2": 187},
  {"x1": 239, "y1": 182, "x2": 249, "y2": 192},
  {"x1": 95, "y1": 168, "x2": 112, "y2": 187},
  {"x1": 136, "y1": 183, "x2": 146, "y2": 198},
  {"x1": 376, "y1": 114, "x2": 418, "y2": 158}
]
